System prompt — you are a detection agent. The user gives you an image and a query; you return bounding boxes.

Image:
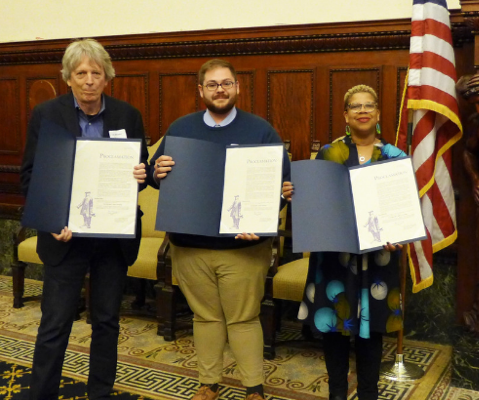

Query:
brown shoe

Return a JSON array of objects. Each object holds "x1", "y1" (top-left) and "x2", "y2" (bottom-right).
[
  {"x1": 192, "y1": 385, "x2": 220, "y2": 400},
  {"x1": 245, "y1": 393, "x2": 265, "y2": 400}
]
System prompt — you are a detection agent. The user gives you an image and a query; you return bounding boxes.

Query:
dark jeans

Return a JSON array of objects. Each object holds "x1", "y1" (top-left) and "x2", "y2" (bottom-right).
[
  {"x1": 29, "y1": 238, "x2": 128, "y2": 400},
  {"x1": 323, "y1": 332, "x2": 383, "y2": 400}
]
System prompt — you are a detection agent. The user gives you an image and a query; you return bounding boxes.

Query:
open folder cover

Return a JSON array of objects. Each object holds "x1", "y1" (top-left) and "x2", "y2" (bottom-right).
[
  {"x1": 156, "y1": 136, "x2": 284, "y2": 237},
  {"x1": 291, "y1": 157, "x2": 427, "y2": 254},
  {"x1": 22, "y1": 120, "x2": 141, "y2": 238}
]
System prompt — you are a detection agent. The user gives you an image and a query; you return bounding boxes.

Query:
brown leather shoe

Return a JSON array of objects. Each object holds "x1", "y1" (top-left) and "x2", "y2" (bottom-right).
[
  {"x1": 245, "y1": 393, "x2": 265, "y2": 400},
  {"x1": 192, "y1": 385, "x2": 220, "y2": 400}
]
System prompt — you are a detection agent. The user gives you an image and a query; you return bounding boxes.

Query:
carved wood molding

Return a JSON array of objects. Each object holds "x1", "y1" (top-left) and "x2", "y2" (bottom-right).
[
  {"x1": 462, "y1": 11, "x2": 479, "y2": 32},
  {"x1": 0, "y1": 165, "x2": 20, "y2": 173},
  {"x1": 0, "y1": 31, "x2": 418, "y2": 66}
]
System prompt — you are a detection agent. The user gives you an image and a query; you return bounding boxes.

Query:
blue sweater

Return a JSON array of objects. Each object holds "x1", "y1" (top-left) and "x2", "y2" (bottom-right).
[{"x1": 149, "y1": 109, "x2": 291, "y2": 249}]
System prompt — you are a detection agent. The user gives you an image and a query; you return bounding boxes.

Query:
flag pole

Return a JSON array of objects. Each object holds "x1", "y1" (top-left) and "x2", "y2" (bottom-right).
[{"x1": 380, "y1": 110, "x2": 424, "y2": 381}]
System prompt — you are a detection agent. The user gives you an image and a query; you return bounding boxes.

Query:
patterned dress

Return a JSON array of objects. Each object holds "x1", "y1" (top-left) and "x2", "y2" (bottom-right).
[{"x1": 298, "y1": 135, "x2": 406, "y2": 338}]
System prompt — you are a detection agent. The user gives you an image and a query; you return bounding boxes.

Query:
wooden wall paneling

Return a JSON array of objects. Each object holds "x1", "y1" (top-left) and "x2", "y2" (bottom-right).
[
  {"x1": 267, "y1": 70, "x2": 315, "y2": 161},
  {"x1": 26, "y1": 77, "x2": 58, "y2": 122},
  {"x1": 159, "y1": 73, "x2": 198, "y2": 138},
  {"x1": 328, "y1": 67, "x2": 382, "y2": 143},
  {"x1": 236, "y1": 71, "x2": 255, "y2": 113},
  {"x1": 0, "y1": 78, "x2": 21, "y2": 156},
  {"x1": 111, "y1": 73, "x2": 149, "y2": 140}
]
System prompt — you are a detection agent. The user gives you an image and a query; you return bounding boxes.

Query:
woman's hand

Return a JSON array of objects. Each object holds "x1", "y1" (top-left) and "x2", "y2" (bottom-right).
[
  {"x1": 383, "y1": 242, "x2": 403, "y2": 252},
  {"x1": 235, "y1": 233, "x2": 260, "y2": 241},
  {"x1": 282, "y1": 181, "x2": 294, "y2": 202}
]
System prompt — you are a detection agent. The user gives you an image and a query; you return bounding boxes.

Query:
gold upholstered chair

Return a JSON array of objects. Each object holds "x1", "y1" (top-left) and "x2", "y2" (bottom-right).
[
  {"x1": 11, "y1": 229, "x2": 42, "y2": 308},
  {"x1": 261, "y1": 143, "x2": 319, "y2": 358}
]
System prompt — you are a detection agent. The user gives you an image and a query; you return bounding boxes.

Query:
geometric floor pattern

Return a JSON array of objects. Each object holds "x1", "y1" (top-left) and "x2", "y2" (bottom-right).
[{"x1": 0, "y1": 276, "x2": 477, "y2": 400}]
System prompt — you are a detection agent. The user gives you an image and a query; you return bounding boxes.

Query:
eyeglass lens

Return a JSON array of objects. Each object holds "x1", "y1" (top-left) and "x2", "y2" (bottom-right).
[
  {"x1": 349, "y1": 103, "x2": 376, "y2": 112},
  {"x1": 205, "y1": 81, "x2": 235, "y2": 91}
]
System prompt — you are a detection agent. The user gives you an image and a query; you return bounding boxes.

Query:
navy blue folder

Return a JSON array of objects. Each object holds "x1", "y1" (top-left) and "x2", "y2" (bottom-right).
[
  {"x1": 22, "y1": 120, "x2": 76, "y2": 234},
  {"x1": 156, "y1": 136, "x2": 281, "y2": 237},
  {"x1": 156, "y1": 136, "x2": 226, "y2": 236},
  {"x1": 291, "y1": 157, "x2": 426, "y2": 254},
  {"x1": 22, "y1": 120, "x2": 140, "y2": 238}
]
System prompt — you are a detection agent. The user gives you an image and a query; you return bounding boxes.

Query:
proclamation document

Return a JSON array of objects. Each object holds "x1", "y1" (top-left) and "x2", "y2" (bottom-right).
[
  {"x1": 349, "y1": 157, "x2": 427, "y2": 251},
  {"x1": 68, "y1": 139, "x2": 141, "y2": 237},
  {"x1": 219, "y1": 144, "x2": 284, "y2": 234}
]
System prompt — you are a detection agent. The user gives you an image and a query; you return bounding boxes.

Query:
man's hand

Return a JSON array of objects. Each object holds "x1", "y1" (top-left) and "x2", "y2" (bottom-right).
[
  {"x1": 282, "y1": 181, "x2": 294, "y2": 202},
  {"x1": 154, "y1": 155, "x2": 175, "y2": 181},
  {"x1": 133, "y1": 163, "x2": 147, "y2": 184},
  {"x1": 52, "y1": 226, "x2": 72, "y2": 242},
  {"x1": 235, "y1": 232, "x2": 260, "y2": 241}
]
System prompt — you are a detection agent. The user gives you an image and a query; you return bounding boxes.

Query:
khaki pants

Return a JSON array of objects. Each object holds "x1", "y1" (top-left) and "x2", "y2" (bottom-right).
[{"x1": 171, "y1": 239, "x2": 272, "y2": 387}]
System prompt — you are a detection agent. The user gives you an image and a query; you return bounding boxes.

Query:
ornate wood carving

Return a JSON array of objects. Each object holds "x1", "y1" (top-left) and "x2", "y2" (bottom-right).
[
  {"x1": 0, "y1": 23, "x2": 474, "y2": 67},
  {"x1": 0, "y1": 165, "x2": 20, "y2": 173},
  {"x1": 111, "y1": 73, "x2": 149, "y2": 137},
  {"x1": 0, "y1": 78, "x2": 20, "y2": 156},
  {"x1": 267, "y1": 70, "x2": 315, "y2": 161},
  {"x1": 328, "y1": 68, "x2": 381, "y2": 143}
]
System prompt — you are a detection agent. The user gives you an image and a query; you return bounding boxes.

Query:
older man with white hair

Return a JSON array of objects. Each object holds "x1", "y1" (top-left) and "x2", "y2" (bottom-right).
[{"x1": 21, "y1": 38, "x2": 149, "y2": 400}]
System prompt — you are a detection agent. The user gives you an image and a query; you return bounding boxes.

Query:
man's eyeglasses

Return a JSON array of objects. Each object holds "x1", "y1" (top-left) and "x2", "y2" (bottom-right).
[
  {"x1": 203, "y1": 81, "x2": 236, "y2": 91},
  {"x1": 347, "y1": 102, "x2": 377, "y2": 113}
]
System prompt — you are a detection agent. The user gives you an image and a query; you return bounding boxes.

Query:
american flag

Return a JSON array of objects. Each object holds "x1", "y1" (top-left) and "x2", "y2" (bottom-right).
[{"x1": 396, "y1": 0, "x2": 463, "y2": 292}]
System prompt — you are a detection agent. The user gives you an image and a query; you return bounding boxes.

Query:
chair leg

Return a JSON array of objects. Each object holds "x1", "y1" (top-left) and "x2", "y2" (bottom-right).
[
  {"x1": 11, "y1": 261, "x2": 27, "y2": 308},
  {"x1": 160, "y1": 286, "x2": 178, "y2": 342},
  {"x1": 261, "y1": 296, "x2": 277, "y2": 360}
]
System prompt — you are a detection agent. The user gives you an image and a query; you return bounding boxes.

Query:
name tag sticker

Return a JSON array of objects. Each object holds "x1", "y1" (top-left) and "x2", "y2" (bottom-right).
[{"x1": 109, "y1": 129, "x2": 127, "y2": 139}]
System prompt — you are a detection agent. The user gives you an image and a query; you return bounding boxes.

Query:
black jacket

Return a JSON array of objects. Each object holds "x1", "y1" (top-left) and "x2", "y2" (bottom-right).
[{"x1": 21, "y1": 92, "x2": 149, "y2": 266}]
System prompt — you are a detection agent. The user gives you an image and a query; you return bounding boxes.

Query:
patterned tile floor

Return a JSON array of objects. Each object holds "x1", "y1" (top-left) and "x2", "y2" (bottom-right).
[{"x1": 0, "y1": 276, "x2": 478, "y2": 400}]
